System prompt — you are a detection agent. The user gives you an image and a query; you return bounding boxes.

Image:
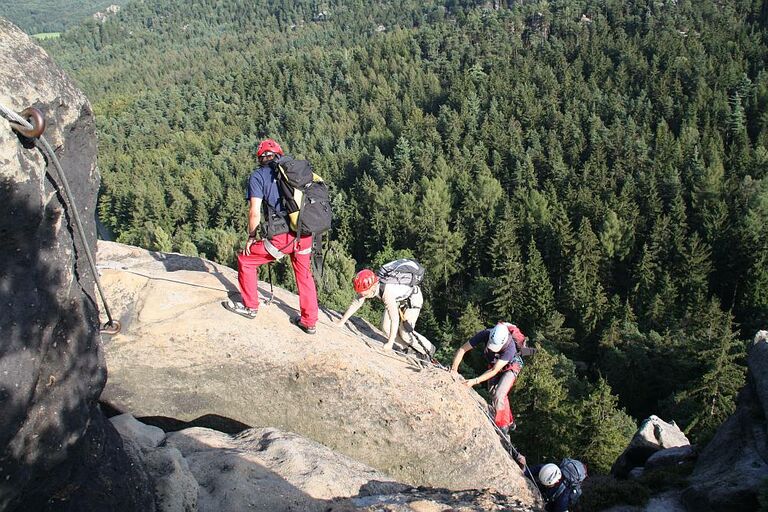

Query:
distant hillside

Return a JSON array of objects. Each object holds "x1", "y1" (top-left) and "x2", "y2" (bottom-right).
[{"x1": 1, "y1": 0, "x2": 126, "y2": 34}]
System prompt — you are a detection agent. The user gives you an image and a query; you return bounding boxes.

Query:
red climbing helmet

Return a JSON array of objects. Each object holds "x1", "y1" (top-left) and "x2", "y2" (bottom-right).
[
  {"x1": 256, "y1": 139, "x2": 284, "y2": 157},
  {"x1": 353, "y1": 269, "x2": 378, "y2": 294}
]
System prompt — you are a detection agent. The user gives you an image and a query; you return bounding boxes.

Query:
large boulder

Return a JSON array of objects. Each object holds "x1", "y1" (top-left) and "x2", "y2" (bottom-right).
[
  {"x1": 96, "y1": 241, "x2": 536, "y2": 504},
  {"x1": 681, "y1": 331, "x2": 768, "y2": 511},
  {"x1": 0, "y1": 19, "x2": 154, "y2": 511},
  {"x1": 164, "y1": 426, "x2": 405, "y2": 511},
  {"x1": 611, "y1": 415, "x2": 690, "y2": 478},
  {"x1": 113, "y1": 415, "x2": 532, "y2": 512}
]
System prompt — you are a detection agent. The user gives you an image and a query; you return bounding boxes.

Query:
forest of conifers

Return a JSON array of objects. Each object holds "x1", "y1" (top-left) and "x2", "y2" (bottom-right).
[
  {"x1": 1, "y1": 0, "x2": 127, "y2": 34},
  {"x1": 36, "y1": 0, "x2": 768, "y2": 472}
]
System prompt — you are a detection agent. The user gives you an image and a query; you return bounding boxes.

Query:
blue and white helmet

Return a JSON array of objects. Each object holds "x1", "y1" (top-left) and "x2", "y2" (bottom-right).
[{"x1": 487, "y1": 323, "x2": 510, "y2": 352}]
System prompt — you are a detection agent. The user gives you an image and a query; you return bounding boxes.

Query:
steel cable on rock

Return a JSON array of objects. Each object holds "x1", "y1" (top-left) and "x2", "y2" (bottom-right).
[
  {"x1": 1, "y1": 101, "x2": 120, "y2": 334},
  {"x1": 447, "y1": 369, "x2": 543, "y2": 498}
]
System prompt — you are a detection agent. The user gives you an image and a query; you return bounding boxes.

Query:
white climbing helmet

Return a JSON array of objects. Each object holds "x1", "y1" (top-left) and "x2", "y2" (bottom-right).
[
  {"x1": 539, "y1": 463, "x2": 562, "y2": 487},
  {"x1": 487, "y1": 323, "x2": 510, "y2": 352}
]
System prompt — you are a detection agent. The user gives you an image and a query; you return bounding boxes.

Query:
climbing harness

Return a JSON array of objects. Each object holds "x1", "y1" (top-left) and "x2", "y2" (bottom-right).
[
  {"x1": 1, "y1": 102, "x2": 120, "y2": 335},
  {"x1": 397, "y1": 306, "x2": 437, "y2": 359}
]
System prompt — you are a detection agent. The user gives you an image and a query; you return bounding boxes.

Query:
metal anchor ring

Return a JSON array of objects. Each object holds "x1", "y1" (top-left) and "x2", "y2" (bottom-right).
[
  {"x1": 100, "y1": 320, "x2": 121, "y2": 335},
  {"x1": 10, "y1": 107, "x2": 46, "y2": 138}
]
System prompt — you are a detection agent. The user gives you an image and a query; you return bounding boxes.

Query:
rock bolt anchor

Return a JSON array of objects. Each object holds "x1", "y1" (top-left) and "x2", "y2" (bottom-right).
[
  {"x1": 2, "y1": 102, "x2": 121, "y2": 335},
  {"x1": 10, "y1": 107, "x2": 46, "y2": 138}
]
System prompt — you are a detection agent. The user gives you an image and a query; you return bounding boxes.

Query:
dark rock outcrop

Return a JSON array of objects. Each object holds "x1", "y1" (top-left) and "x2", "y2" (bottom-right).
[
  {"x1": 681, "y1": 331, "x2": 768, "y2": 511},
  {"x1": 0, "y1": 19, "x2": 154, "y2": 511},
  {"x1": 644, "y1": 445, "x2": 696, "y2": 471}
]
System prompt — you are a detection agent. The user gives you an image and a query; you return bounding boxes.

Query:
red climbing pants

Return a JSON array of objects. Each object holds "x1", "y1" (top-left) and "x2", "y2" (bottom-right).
[
  {"x1": 237, "y1": 232, "x2": 318, "y2": 328},
  {"x1": 489, "y1": 363, "x2": 522, "y2": 429}
]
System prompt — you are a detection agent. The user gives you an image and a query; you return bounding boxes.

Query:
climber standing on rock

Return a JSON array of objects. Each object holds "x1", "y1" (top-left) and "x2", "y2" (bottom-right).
[
  {"x1": 223, "y1": 138, "x2": 319, "y2": 335},
  {"x1": 450, "y1": 322, "x2": 532, "y2": 435}
]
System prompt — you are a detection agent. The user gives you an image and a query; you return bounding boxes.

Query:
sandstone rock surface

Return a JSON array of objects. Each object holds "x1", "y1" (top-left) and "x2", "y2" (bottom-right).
[
  {"x1": 96, "y1": 241, "x2": 536, "y2": 503},
  {"x1": 0, "y1": 19, "x2": 153, "y2": 511},
  {"x1": 165, "y1": 426, "x2": 404, "y2": 511},
  {"x1": 114, "y1": 415, "x2": 533, "y2": 512}
]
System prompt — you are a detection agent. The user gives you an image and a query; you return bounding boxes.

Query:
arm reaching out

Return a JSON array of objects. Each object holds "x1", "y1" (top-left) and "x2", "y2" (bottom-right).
[
  {"x1": 336, "y1": 296, "x2": 366, "y2": 327},
  {"x1": 451, "y1": 342, "x2": 473, "y2": 374},
  {"x1": 464, "y1": 358, "x2": 508, "y2": 387}
]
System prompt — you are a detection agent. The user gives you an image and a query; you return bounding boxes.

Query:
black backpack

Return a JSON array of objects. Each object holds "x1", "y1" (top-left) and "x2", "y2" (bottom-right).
[
  {"x1": 273, "y1": 157, "x2": 332, "y2": 238},
  {"x1": 376, "y1": 259, "x2": 425, "y2": 287},
  {"x1": 263, "y1": 156, "x2": 333, "y2": 278}
]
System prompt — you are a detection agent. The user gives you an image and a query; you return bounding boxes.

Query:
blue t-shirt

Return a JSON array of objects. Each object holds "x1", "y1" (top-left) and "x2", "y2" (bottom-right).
[
  {"x1": 246, "y1": 164, "x2": 284, "y2": 214},
  {"x1": 469, "y1": 328, "x2": 518, "y2": 365}
]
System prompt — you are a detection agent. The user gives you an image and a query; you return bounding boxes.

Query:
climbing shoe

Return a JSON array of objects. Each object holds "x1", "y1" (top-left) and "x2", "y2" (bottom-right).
[
  {"x1": 222, "y1": 299, "x2": 258, "y2": 319},
  {"x1": 291, "y1": 316, "x2": 316, "y2": 335}
]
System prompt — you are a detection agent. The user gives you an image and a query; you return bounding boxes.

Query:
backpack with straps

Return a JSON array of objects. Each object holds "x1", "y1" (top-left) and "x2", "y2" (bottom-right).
[
  {"x1": 262, "y1": 156, "x2": 333, "y2": 278},
  {"x1": 376, "y1": 259, "x2": 425, "y2": 287},
  {"x1": 273, "y1": 157, "x2": 332, "y2": 237},
  {"x1": 497, "y1": 323, "x2": 536, "y2": 357},
  {"x1": 559, "y1": 458, "x2": 587, "y2": 504}
]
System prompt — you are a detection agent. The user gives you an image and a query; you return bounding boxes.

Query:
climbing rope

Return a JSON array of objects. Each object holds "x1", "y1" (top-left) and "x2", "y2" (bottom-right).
[
  {"x1": 1, "y1": 102, "x2": 120, "y2": 334},
  {"x1": 337, "y1": 320, "x2": 447, "y2": 371},
  {"x1": 455, "y1": 375, "x2": 543, "y2": 498}
]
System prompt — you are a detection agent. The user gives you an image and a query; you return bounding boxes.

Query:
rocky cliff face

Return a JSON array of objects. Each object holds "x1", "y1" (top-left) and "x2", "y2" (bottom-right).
[
  {"x1": 0, "y1": 19, "x2": 153, "y2": 511},
  {"x1": 681, "y1": 331, "x2": 768, "y2": 511},
  {"x1": 95, "y1": 241, "x2": 538, "y2": 505}
]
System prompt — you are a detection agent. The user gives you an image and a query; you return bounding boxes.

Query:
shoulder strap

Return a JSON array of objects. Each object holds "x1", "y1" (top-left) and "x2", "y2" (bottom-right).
[
  {"x1": 295, "y1": 189, "x2": 307, "y2": 241},
  {"x1": 548, "y1": 482, "x2": 567, "y2": 502},
  {"x1": 311, "y1": 233, "x2": 325, "y2": 280},
  {"x1": 261, "y1": 195, "x2": 272, "y2": 237}
]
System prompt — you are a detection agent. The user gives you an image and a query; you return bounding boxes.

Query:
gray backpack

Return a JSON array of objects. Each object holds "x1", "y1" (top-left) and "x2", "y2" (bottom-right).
[
  {"x1": 560, "y1": 458, "x2": 587, "y2": 503},
  {"x1": 376, "y1": 259, "x2": 425, "y2": 287}
]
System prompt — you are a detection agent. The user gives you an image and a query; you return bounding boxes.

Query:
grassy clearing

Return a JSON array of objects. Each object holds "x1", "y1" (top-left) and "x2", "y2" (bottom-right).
[{"x1": 32, "y1": 32, "x2": 61, "y2": 40}]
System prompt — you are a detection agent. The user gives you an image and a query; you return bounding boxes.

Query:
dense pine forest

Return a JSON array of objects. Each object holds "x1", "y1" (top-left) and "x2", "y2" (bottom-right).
[
  {"x1": 1, "y1": 0, "x2": 127, "y2": 34},
  {"x1": 38, "y1": 0, "x2": 768, "y2": 473}
]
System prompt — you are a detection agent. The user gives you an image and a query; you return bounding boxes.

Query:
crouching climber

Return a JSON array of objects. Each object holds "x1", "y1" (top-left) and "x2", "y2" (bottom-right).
[
  {"x1": 336, "y1": 259, "x2": 431, "y2": 355},
  {"x1": 450, "y1": 322, "x2": 532, "y2": 434},
  {"x1": 515, "y1": 454, "x2": 588, "y2": 512}
]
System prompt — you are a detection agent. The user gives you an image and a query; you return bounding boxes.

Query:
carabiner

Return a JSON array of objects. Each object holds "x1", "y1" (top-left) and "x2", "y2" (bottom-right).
[{"x1": 10, "y1": 107, "x2": 46, "y2": 138}]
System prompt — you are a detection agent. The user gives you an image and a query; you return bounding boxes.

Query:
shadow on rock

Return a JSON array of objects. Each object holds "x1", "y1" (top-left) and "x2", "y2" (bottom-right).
[
  {"x1": 150, "y1": 250, "x2": 239, "y2": 294},
  {"x1": 101, "y1": 402, "x2": 254, "y2": 435},
  {"x1": 0, "y1": 178, "x2": 153, "y2": 511}
]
